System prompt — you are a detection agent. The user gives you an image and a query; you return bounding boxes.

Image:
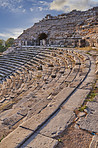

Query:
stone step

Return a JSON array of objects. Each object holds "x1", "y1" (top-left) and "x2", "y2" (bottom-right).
[
  {"x1": 0, "y1": 47, "x2": 95, "y2": 147},
  {"x1": 0, "y1": 87, "x2": 90, "y2": 147}
]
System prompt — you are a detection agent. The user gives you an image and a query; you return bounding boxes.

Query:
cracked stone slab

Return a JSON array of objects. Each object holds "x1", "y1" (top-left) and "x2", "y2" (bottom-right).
[
  {"x1": 87, "y1": 101, "x2": 98, "y2": 114},
  {"x1": 79, "y1": 76, "x2": 95, "y2": 90},
  {"x1": 20, "y1": 133, "x2": 58, "y2": 148},
  {"x1": 0, "y1": 127, "x2": 32, "y2": 148},
  {"x1": 77, "y1": 101, "x2": 98, "y2": 133},
  {"x1": 62, "y1": 89, "x2": 90, "y2": 110},
  {"x1": 77, "y1": 113, "x2": 98, "y2": 133},
  {"x1": 40, "y1": 109, "x2": 75, "y2": 137}
]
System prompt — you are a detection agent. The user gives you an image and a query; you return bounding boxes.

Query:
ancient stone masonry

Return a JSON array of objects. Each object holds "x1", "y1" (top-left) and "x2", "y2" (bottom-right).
[
  {"x1": 0, "y1": 46, "x2": 96, "y2": 147},
  {"x1": 15, "y1": 7, "x2": 98, "y2": 47}
]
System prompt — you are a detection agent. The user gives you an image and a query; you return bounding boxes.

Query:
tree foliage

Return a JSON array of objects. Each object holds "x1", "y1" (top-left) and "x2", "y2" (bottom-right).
[
  {"x1": 0, "y1": 45, "x2": 6, "y2": 52},
  {"x1": 5, "y1": 38, "x2": 14, "y2": 47},
  {"x1": 0, "y1": 39, "x2": 3, "y2": 45},
  {"x1": 0, "y1": 38, "x2": 14, "y2": 52},
  {"x1": 0, "y1": 39, "x2": 6, "y2": 52}
]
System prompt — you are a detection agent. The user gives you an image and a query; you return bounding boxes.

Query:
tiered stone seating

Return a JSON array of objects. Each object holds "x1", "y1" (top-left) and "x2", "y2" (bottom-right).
[{"x1": 0, "y1": 47, "x2": 93, "y2": 142}]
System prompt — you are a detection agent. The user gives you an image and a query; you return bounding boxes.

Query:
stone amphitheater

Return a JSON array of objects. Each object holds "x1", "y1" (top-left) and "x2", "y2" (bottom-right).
[
  {"x1": 0, "y1": 7, "x2": 98, "y2": 148},
  {"x1": 15, "y1": 7, "x2": 98, "y2": 48},
  {"x1": 0, "y1": 46, "x2": 98, "y2": 148}
]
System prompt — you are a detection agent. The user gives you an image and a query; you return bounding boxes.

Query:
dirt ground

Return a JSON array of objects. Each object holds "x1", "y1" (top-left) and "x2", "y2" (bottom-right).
[{"x1": 55, "y1": 123, "x2": 93, "y2": 148}]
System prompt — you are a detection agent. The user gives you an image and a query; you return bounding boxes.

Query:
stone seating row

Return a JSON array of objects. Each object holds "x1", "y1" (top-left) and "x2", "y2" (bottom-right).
[
  {"x1": 0, "y1": 48, "x2": 69, "y2": 98},
  {"x1": 0, "y1": 48, "x2": 71, "y2": 95},
  {"x1": 0, "y1": 48, "x2": 90, "y2": 107},
  {"x1": 0, "y1": 48, "x2": 86, "y2": 86},
  {"x1": 0, "y1": 47, "x2": 92, "y2": 141},
  {"x1": 0, "y1": 48, "x2": 86, "y2": 95}
]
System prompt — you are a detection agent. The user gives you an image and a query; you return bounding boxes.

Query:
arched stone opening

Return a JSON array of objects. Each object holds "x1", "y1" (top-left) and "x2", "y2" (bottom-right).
[
  {"x1": 38, "y1": 33, "x2": 47, "y2": 46},
  {"x1": 79, "y1": 39, "x2": 86, "y2": 47}
]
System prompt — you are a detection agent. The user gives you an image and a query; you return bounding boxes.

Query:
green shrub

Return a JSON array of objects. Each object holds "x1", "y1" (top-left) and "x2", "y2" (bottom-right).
[
  {"x1": 0, "y1": 45, "x2": 6, "y2": 52},
  {"x1": 78, "y1": 105, "x2": 87, "y2": 112}
]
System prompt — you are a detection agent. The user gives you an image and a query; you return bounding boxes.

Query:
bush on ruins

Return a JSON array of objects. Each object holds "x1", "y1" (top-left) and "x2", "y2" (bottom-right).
[
  {"x1": 0, "y1": 39, "x2": 6, "y2": 52},
  {"x1": 0, "y1": 45, "x2": 6, "y2": 52},
  {"x1": 5, "y1": 38, "x2": 14, "y2": 48},
  {"x1": 0, "y1": 38, "x2": 15, "y2": 52}
]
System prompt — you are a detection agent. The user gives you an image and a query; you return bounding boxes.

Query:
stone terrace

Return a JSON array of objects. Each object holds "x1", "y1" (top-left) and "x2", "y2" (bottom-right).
[{"x1": 0, "y1": 47, "x2": 97, "y2": 148}]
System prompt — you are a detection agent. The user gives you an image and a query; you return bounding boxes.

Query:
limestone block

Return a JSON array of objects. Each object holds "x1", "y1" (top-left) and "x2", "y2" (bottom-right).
[
  {"x1": 0, "y1": 127, "x2": 32, "y2": 148},
  {"x1": 21, "y1": 134, "x2": 58, "y2": 148}
]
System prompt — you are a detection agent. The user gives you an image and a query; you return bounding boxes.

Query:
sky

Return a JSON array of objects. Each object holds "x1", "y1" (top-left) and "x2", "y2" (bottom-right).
[{"x1": 0, "y1": 0, "x2": 98, "y2": 40}]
